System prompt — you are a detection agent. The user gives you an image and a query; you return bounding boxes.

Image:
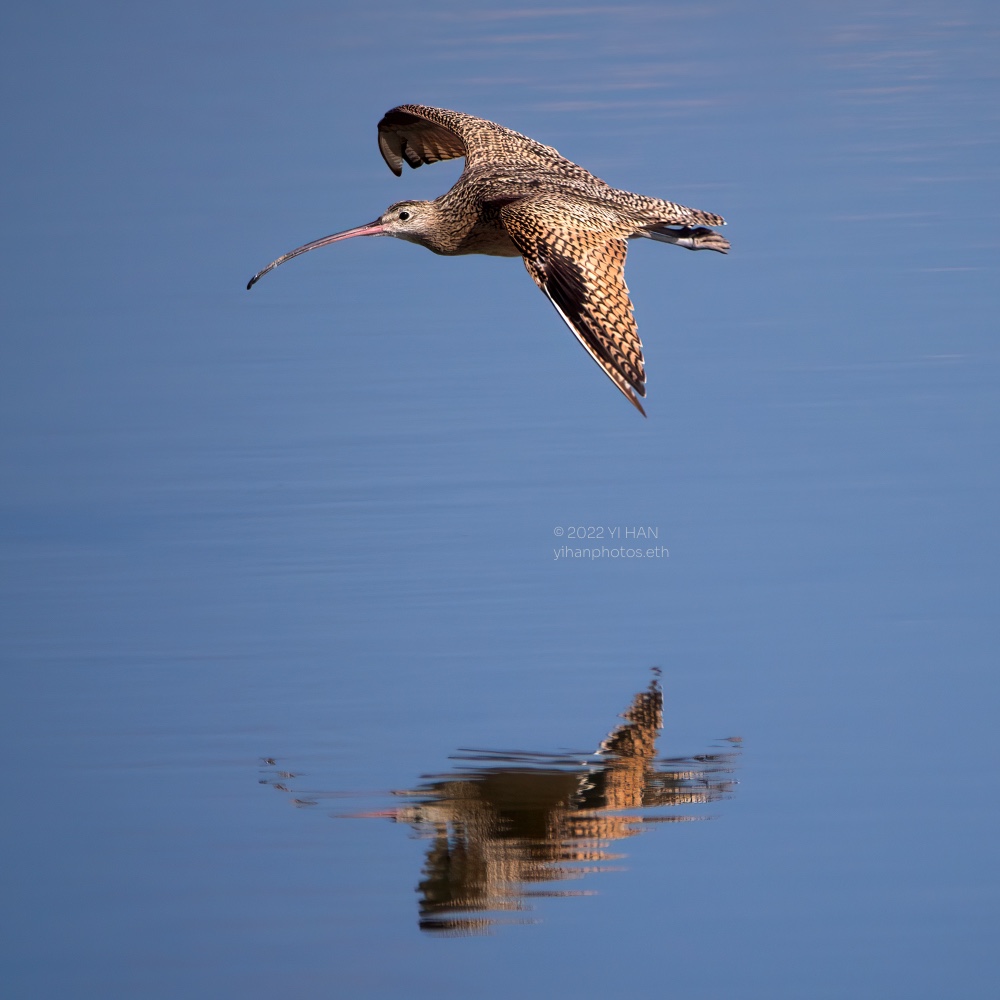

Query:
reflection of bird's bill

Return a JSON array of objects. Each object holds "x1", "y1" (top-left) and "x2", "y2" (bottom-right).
[{"x1": 246, "y1": 220, "x2": 385, "y2": 289}]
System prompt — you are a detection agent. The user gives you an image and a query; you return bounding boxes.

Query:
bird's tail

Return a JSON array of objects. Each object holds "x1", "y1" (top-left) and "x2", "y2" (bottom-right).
[{"x1": 636, "y1": 224, "x2": 730, "y2": 254}]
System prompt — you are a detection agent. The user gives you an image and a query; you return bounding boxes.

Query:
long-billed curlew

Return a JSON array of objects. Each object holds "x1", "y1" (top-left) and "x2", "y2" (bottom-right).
[{"x1": 247, "y1": 105, "x2": 728, "y2": 415}]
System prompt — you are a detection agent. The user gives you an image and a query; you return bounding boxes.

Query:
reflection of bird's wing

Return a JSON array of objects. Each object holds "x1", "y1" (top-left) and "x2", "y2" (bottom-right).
[
  {"x1": 377, "y1": 105, "x2": 575, "y2": 176},
  {"x1": 500, "y1": 198, "x2": 646, "y2": 415}
]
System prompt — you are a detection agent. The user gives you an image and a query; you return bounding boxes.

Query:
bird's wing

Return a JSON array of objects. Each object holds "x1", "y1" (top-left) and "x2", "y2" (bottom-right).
[
  {"x1": 500, "y1": 199, "x2": 647, "y2": 415},
  {"x1": 377, "y1": 105, "x2": 569, "y2": 177}
]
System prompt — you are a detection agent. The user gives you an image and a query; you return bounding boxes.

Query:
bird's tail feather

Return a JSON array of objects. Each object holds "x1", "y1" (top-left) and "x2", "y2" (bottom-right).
[{"x1": 637, "y1": 225, "x2": 730, "y2": 253}]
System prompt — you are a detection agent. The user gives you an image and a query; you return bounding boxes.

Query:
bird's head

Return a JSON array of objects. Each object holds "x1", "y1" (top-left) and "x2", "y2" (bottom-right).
[
  {"x1": 378, "y1": 201, "x2": 437, "y2": 243},
  {"x1": 377, "y1": 200, "x2": 448, "y2": 251}
]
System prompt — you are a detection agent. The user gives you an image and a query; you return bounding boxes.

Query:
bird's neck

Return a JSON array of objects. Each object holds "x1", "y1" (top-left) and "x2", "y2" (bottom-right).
[{"x1": 409, "y1": 200, "x2": 467, "y2": 256}]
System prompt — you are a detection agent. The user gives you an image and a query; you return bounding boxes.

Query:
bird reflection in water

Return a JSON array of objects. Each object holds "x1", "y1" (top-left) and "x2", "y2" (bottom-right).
[{"x1": 259, "y1": 673, "x2": 740, "y2": 935}]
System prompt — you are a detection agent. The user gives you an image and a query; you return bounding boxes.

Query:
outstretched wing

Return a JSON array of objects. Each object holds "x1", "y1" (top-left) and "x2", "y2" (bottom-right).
[
  {"x1": 377, "y1": 105, "x2": 569, "y2": 177},
  {"x1": 500, "y1": 199, "x2": 646, "y2": 415}
]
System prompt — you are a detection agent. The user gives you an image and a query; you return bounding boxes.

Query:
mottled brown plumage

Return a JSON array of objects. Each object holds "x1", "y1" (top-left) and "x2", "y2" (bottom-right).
[{"x1": 248, "y1": 105, "x2": 729, "y2": 415}]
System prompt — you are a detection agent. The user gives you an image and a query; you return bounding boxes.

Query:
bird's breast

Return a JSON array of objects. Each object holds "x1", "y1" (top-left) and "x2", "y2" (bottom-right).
[
  {"x1": 449, "y1": 220, "x2": 522, "y2": 257},
  {"x1": 426, "y1": 206, "x2": 521, "y2": 257}
]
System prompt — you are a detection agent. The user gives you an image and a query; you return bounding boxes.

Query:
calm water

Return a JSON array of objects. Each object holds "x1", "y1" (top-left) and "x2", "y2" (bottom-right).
[{"x1": 3, "y1": 1, "x2": 998, "y2": 997}]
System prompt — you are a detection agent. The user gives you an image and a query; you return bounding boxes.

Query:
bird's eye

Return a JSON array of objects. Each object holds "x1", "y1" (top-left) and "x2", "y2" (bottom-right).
[{"x1": 398, "y1": 211, "x2": 410, "y2": 221}]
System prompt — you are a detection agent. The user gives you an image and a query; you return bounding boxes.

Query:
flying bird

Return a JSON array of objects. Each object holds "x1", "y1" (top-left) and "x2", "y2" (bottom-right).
[{"x1": 247, "y1": 105, "x2": 728, "y2": 415}]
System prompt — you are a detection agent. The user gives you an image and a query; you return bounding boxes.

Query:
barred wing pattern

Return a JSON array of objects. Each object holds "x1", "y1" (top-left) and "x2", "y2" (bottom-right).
[
  {"x1": 377, "y1": 105, "x2": 585, "y2": 178},
  {"x1": 500, "y1": 199, "x2": 646, "y2": 415}
]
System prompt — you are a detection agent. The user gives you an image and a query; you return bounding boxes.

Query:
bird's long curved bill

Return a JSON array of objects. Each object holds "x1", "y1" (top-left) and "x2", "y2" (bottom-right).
[{"x1": 246, "y1": 221, "x2": 384, "y2": 290}]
